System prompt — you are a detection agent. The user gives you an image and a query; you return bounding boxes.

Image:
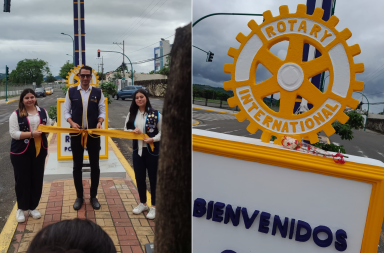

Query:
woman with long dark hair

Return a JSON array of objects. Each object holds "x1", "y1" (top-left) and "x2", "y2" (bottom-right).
[
  {"x1": 9, "y1": 88, "x2": 53, "y2": 222},
  {"x1": 124, "y1": 89, "x2": 161, "y2": 219}
]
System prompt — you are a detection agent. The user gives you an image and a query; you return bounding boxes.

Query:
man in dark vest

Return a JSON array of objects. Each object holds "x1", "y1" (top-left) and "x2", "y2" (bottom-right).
[{"x1": 64, "y1": 65, "x2": 106, "y2": 210}]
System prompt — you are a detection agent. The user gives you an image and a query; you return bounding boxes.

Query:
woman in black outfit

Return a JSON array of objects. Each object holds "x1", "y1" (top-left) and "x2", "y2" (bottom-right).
[{"x1": 124, "y1": 89, "x2": 161, "y2": 219}]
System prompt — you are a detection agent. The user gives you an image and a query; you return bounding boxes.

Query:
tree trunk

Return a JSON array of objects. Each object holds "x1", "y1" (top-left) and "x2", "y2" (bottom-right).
[{"x1": 154, "y1": 23, "x2": 191, "y2": 253}]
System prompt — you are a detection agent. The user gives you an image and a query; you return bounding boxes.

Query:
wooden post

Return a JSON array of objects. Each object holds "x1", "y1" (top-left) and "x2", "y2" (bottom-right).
[{"x1": 154, "y1": 23, "x2": 191, "y2": 253}]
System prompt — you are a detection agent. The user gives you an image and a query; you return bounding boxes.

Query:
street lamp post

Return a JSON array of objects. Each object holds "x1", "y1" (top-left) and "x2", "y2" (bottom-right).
[
  {"x1": 100, "y1": 50, "x2": 134, "y2": 86},
  {"x1": 355, "y1": 92, "x2": 369, "y2": 131},
  {"x1": 61, "y1": 33, "x2": 75, "y2": 65}
]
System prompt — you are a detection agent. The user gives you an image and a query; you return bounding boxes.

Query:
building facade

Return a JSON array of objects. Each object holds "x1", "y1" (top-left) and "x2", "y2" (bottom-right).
[{"x1": 154, "y1": 39, "x2": 172, "y2": 72}]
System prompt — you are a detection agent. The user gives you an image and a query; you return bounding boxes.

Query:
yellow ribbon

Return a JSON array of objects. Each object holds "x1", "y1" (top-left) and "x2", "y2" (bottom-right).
[{"x1": 34, "y1": 125, "x2": 155, "y2": 157}]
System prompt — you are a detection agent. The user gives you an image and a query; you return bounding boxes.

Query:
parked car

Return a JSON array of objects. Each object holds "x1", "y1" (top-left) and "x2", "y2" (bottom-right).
[
  {"x1": 45, "y1": 87, "x2": 53, "y2": 95},
  {"x1": 115, "y1": 85, "x2": 149, "y2": 100},
  {"x1": 35, "y1": 87, "x2": 46, "y2": 97}
]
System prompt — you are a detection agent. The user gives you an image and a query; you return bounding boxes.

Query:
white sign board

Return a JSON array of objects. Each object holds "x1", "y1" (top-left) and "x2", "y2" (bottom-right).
[
  {"x1": 193, "y1": 129, "x2": 384, "y2": 253},
  {"x1": 57, "y1": 98, "x2": 108, "y2": 160}
]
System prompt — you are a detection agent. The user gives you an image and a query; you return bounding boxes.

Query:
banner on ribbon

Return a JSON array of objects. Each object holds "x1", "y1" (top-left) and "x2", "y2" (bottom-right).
[{"x1": 57, "y1": 98, "x2": 109, "y2": 161}]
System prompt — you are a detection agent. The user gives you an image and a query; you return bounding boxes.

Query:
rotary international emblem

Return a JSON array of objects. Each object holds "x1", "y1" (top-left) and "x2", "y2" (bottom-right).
[
  {"x1": 66, "y1": 65, "x2": 99, "y2": 88},
  {"x1": 224, "y1": 4, "x2": 364, "y2": 144}
]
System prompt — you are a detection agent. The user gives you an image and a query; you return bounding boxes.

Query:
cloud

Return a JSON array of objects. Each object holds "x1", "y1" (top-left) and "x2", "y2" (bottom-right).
[{"x1": 0, "y1": 0, "x2": 190, "y2": 76}]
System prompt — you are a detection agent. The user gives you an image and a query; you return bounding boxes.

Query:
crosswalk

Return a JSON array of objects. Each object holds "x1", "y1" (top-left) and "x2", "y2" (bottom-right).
[{"x1": 193, "y1": 113, "x2": 237, "y2": 122}]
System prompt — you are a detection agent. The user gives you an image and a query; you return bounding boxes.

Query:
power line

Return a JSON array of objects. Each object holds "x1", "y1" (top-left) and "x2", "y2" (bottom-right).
[
  {"x1": 363, "y1": 62, "x2": 384, "y2": 85},
  {"x1": 365, "y1": 91, "x2": 384, "y2": 96},
  {"x1": 130, "y1": 53, "x2": 170, "y2": 64},
  {"x1": 126, "y1": 34, "x2": 174, "y2": 54},
  {"x1": 91, "y1": 0, "x2": 160, "y2": 70},
  {"x1": 107, "y1": 0, "x2": 169, "y2": 68},
  {"x1": 123, "y1": 0, "x2": 169, "y2": 42},
  {"x1": 114, "y1": 0, "x2": 158, "y2": 43}
]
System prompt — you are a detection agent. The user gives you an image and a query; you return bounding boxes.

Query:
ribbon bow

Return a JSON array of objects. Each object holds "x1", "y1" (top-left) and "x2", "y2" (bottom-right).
[
  {"x1": 34, "y1": 125, "x2": 155, "y2": 157},
  {"x1": 333, "y1": 152, "x2": 346, "y2": 164}
]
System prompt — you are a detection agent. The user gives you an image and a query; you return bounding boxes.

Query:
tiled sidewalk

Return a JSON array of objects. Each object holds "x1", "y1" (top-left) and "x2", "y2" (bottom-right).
[{"x1": 7, "y1": 178, "x2": 154, "y2": 253}]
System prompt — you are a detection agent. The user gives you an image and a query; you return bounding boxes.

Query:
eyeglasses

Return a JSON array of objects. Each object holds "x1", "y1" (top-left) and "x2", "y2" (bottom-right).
[{"x1": 79, "y1": 74, "x2": 92, "y2": 78}]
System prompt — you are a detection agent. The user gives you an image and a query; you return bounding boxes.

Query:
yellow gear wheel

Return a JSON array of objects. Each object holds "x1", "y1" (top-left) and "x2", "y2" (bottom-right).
[
  {"x1": 66, "y1": 64, "x2": 99, "y2": 87},
  {"x1": 224, "y1": 4, "x2": 364, "y2": 144}
]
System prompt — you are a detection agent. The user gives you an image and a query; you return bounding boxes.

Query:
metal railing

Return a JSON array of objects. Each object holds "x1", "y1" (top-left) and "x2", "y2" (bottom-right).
[{"x1": 0, "y1": 83, "x2": 66, "y2": 98}]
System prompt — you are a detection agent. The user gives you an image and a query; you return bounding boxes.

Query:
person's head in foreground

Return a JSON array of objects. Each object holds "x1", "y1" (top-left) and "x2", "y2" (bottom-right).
[{"x1": 27, "y1": 219, "x2": 116, "y2": 253}]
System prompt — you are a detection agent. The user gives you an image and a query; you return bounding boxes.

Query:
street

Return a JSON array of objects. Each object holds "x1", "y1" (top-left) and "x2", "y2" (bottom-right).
[
  {"x1": 193, "y1": 107, "x2": 384, "y2": 163},
  {"x1": 193, "y1": 106, "x2": 384, "y2": 252},
  {"x1": 0, "y1": 88, "x2": 164, "y2": 232}
]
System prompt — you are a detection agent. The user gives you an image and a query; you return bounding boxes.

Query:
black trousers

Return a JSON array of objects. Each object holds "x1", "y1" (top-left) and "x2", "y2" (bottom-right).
[
  {"x1": 132, "y1": 148, "x2": 158, "y2": 205},
  {"x1": 11, "y1": 139, "x2": 47, "y2": 210},
  {"x1": 70, "y1": 134, "x2": 100, "y2": 198}
]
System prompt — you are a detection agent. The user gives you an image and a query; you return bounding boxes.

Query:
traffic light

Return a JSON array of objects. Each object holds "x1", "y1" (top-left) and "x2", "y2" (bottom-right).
[
  {"x1": 207, "y1": 51, "x2": 214, "y2": 62},
  {"x1": 3, "y1": 0, "x2": 11, "y2": 12},
  {"x1": 98, "y1": 49, "x2": 100, "y2": 58},
  {"x1": 5, "y1": 66, "x2": 9, "y2": 81}
]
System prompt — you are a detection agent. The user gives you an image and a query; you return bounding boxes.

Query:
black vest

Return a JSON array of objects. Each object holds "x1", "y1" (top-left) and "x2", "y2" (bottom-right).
[
  {"x1": 68, "y1": 86, "x2": 102, "y2": 129},
  {"x1": 11, "y1": 108, "x2": 48, "y2": 155},
  {"x1": 126, "y1": 108, "x2": 160, "y2": 155}
]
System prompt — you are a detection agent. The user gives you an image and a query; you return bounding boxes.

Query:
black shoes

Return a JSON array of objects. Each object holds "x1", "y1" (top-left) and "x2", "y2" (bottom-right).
[
  {"x1": 90, "y1": 198, "x2": 101, "y2": 210},
  {"x1": 73, "y1": 198, "x2": 84, "y2": 210}
]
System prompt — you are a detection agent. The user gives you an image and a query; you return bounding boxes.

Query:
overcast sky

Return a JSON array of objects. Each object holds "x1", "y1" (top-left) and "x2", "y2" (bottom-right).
[
  {"x1": 0, "y1": 0, "x2": 190, "y2": 77},
  {"x1": 193, "y1": 0, "x2": 384, "y2": 113}
]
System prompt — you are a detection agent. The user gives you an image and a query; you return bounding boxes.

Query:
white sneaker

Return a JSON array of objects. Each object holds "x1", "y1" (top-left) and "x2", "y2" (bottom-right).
[
  {"x1": 146, "y1": 207, "x2": 156, "y2": 220},
  {"x1": 16, "y1": 209, "x2": 25, "y2": 223},
  {"x1": 132, "y1": 203, "x2": 149, "y2": 214},
  {"x1": 29, "y1": 209, "x2": 41, "y2": 219}
]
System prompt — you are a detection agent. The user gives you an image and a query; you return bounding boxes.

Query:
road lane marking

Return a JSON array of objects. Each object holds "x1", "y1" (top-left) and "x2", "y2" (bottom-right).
[
  {"x1": 354, "y1": 146, "x2": 368, "y2": 158},
  {"x1": 222, "y1": 129, "x2": 241, "y2": 134},
  {"x1": 204, "y1": 127, "x2": 221, "y2": 131},
  {"x1": 193, "y1": 107, "x2": 236, "y2": 115}
]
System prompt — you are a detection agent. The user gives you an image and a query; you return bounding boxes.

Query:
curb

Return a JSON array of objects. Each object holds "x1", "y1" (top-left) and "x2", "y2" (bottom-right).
[
  {"x1": 193, "y1": 120, "x2": 200, "y2": 126},
  {"x1": 192, "y1": 107, "x2": 236, "y2": 115},
  {"x1": 5, "y1": 99, "x2": 18, "y2": 104},
  {"x1": 0, "y1": 205, "x2": 17, "y2": 253}
]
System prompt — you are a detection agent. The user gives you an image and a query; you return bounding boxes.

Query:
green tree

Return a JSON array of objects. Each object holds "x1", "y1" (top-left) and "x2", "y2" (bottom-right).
[
  {"x1": 48, "y1": 106, "x2": 57, "y2": 122},
  {"x1": 314, "y1": 110, "x2": 365, "y2": 153},
  {"x1": 216, "y1": 91, "x2": 230, "y2": 101},
  {"x1": 112, "y1": 72, "x2": 122, "y2": 81},
  {"x1": 10, "y1": 59, "x2": 50, "y2": 85},
  {"x1": 100, "y1": 81, "x2": 117, "y2": 105},
  {"x1": 193, "y1": 86, "x2": 202, "y2": 98},
  {"x1": 62, "y1": 86, "x2": 69, "y2": 96},
  {"x1": 115, "y1": 63, "x2": 128, "y2": 73},
  {"x1": 331, "y1": 110, "x2": 364, "y2": 141},
  {"x1": 46, "y1": 75, "x2": 57, "y2": 82},
  {"x1": 149, "y1": 70, "x2": 155, "y2": 74},
  {"x1": 158, "y1": 56, "x2": 171, "y2": 77},
  {"x1": 59, "y1": 62, "x2": 74, "y2": 79},
  {"x1": 97, "y1": 72, "x2": 105, "y2": 81}
]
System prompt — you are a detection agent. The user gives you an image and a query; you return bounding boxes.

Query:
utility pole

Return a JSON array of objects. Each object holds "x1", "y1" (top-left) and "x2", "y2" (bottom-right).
[
  {"x1": 113, "y1": 41, "x2": 126, "y2": 80},
  {"x1": 5, "y1": 65, "x2": 9, "y2": 102},
  {"x1": 101, "y1": 56, "x2": 104, "y2": 81}
]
